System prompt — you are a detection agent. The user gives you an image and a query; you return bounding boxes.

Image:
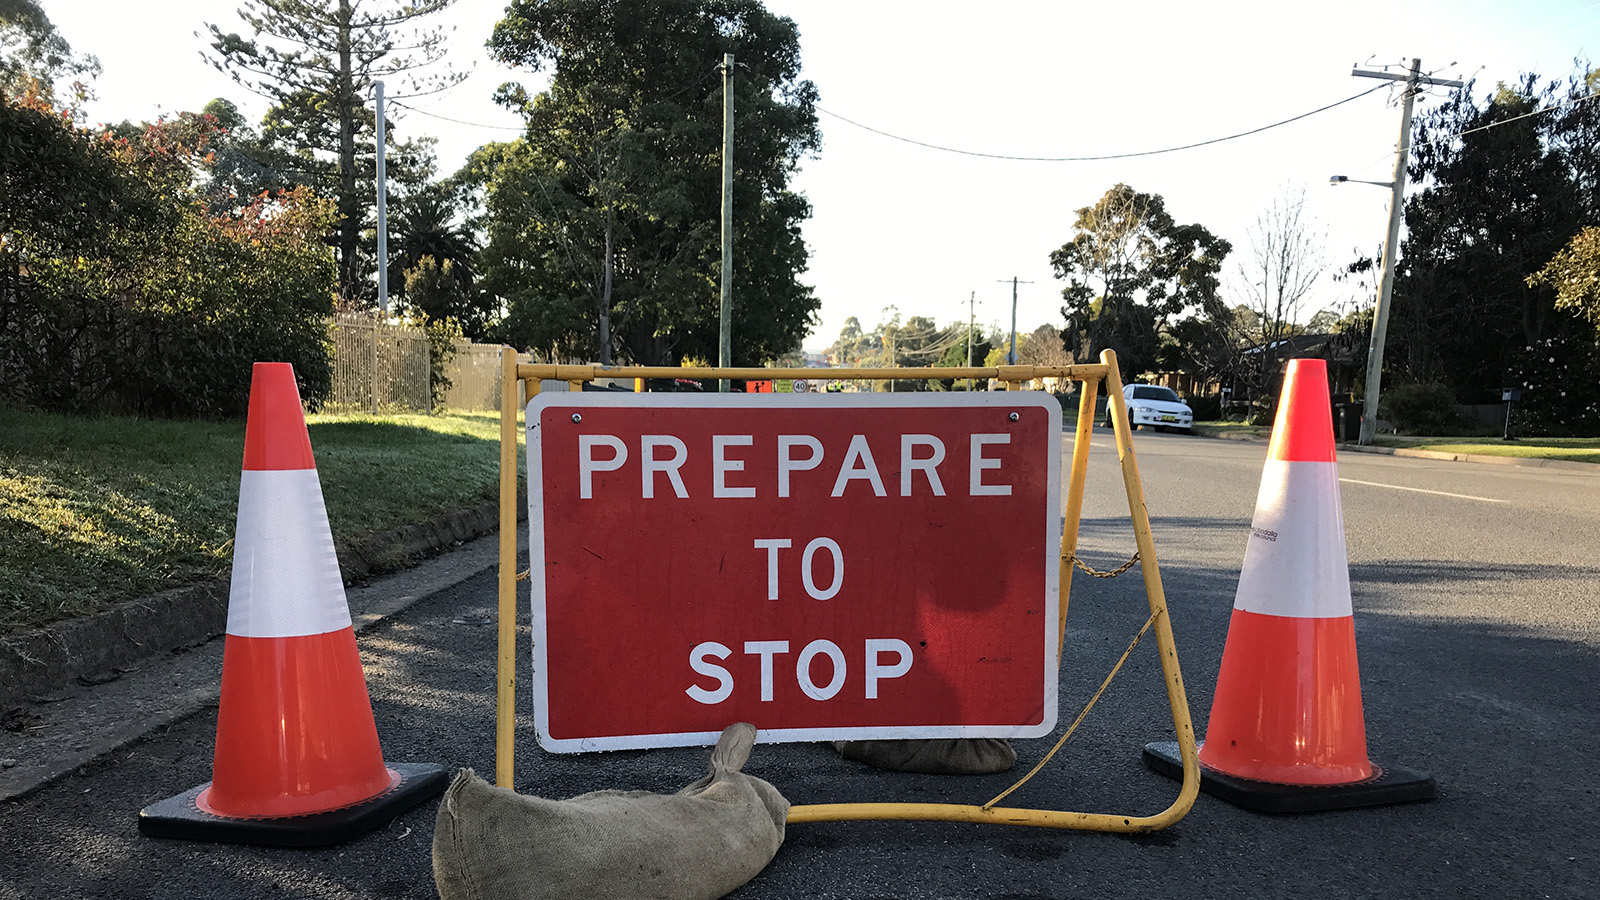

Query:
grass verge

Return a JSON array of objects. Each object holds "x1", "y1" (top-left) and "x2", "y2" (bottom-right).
[
  {"x1": 1369, "y1": 436, "x2": 1600, "y2": 463},
  {"x1": 1192, "y1": 420, "x2": 1598, "y2": 463},
  {"x1": 0, "y1": 408, "x2": 521, "y2": 635},
  {"x1": 1192, "y1": 421, "x2": 1273, "y2": 439}
]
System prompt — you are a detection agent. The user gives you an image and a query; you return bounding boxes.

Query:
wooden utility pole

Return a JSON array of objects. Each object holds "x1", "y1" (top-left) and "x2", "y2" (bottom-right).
[
  {"x1": 718, "y1": 54, "x2": 735, "y2": 392},
  {"x1": 995, "y1": 278, "x2": 1034, "y2": 364},
  {"x1": 965, "y1": 291, "x2": 977, "y2": 391},
  {"x1": 1351, "y1": 58, "x2": 1461, "y2": 444}
]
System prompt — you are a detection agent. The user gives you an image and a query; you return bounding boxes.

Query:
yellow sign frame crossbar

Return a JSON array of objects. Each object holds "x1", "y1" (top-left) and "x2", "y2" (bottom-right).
[{"x1": 494, "y1": 348, "x2": 1199, "y2": 833}]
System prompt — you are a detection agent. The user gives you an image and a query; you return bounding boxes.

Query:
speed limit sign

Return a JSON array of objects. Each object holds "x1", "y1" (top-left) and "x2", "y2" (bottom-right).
[{"x1": 793, "y1": 379, "x2": 810, "y2": 393}]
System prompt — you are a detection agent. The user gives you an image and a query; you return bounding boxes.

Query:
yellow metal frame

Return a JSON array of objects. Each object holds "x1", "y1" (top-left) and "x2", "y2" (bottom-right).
[{"x1": 495, "y1": 349, "x2": 1199, "y2": 832}]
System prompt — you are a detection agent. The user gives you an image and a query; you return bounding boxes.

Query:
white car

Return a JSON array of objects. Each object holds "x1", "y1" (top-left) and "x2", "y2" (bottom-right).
[{"x1": 1104, "y1": 384, "x2": 1193, "y2": 432}]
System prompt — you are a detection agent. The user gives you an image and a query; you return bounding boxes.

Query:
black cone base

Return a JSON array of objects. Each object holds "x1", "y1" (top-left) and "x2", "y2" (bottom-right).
[
  {"x1": 138, "y1": 761, "x2": 450, "y2": 847},
  {"x1": 1143, "y1": 741, "x2": 1435, "y2": 813}
]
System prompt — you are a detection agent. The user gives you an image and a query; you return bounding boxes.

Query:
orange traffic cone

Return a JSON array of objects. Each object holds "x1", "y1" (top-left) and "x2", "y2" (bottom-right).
[
  {"x1": 1144, "y1": 359, "x2": 1434, "y2": 811},
  {"x1": 139, "y1": 363, "x2": 446, "y2": 845}
]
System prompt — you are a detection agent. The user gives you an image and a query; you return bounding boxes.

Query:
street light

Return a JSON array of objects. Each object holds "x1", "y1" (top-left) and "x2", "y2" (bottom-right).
[
  {"x1": 1328, "y1": 175, "x2": 1394, "y2": 188},
  {"x1": 1330, "y1": 164, "x2": 1406, "y2": 446},
  {"x1": 1331, "y1": 169, "x2": 1403, "y2": 445}
]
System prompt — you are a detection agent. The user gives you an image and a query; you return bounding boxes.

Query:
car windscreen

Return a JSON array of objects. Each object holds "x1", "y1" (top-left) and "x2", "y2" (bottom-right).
[{"x1": 1131, "y1": 386, "x2": 1181, "y2": 402}]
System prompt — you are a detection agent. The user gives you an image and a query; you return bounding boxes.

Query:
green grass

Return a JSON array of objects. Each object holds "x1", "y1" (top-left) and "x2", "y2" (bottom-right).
[
  {"x1": 1192, "y1": 421, "x2": 1274, "y2": 439},
  {"x1": 0, "y1": 408, "x2": 521, "y2": 635},
  {"x1": 1189, "y1": 419, "x2": 1599, "y2": 463},
  {"x1": 1369, "y1": 435, "x2": 1600, "y2": 463}
]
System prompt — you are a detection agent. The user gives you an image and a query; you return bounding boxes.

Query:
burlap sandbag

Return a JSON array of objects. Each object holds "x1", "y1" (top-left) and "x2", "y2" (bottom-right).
[
  {"x1": 433, "y1": 722, "x2": 788, "y2": 900},
  {"x1": 832, "y1": 738, "x2": 1016, "y2": 775}
]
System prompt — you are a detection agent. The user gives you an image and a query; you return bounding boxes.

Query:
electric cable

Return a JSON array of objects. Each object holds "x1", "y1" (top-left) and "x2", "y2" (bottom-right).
[{"x1": 815, "y1": 82, "x2": 1394, "y2": 162}]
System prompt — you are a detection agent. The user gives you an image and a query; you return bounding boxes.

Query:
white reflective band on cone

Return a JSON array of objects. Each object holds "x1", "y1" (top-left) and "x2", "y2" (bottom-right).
[
  {"x1": 226, "y1": 468, "x2": 353, "y2": 638},
  {"x1": 1232, "y1": 459, "x2": 1353, "y2": 619}
]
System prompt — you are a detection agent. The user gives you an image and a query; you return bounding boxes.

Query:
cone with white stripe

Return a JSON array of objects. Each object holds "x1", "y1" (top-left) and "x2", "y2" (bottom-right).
[
  {"x1": 139, "y1": 363, "x2": 446, "y2": 845},
  {"x1": 1143, "y1": 359, "x2": 1434, "y2": 812}
]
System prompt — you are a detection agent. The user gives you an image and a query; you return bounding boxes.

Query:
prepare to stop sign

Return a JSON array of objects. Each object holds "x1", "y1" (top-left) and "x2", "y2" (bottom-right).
[{"x1": 526, "y1": 392, "x2": 1062, "y2": 752}]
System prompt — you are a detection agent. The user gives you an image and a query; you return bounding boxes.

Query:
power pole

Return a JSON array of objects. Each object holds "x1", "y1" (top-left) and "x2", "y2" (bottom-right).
[
  {"x1": 966, "y1": 290, "x2": 976, "y2": 391},
  {"x1": 718, "y1": 54, "x2": 735, "y2": 392},
  {"x1": 995, "y1": 278, "x2": 1034, "y2": 365},
  {"x1": 1352, "y1": 58, "x2": 1461, "y2": 444},
  {"x1": 966, "y1": 291, "x2": 976, "y2": 367}
]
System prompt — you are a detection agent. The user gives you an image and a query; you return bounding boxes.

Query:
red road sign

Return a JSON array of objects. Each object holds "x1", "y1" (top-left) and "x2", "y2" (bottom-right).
[{"x1": 526, "y1": 392, "x2": 1062, "y2": 752}]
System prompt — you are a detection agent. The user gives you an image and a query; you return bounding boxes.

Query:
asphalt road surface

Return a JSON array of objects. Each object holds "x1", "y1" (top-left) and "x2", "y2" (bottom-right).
[{"x1": 2, "y1": 428, "x2": 1596, "y2": 899}]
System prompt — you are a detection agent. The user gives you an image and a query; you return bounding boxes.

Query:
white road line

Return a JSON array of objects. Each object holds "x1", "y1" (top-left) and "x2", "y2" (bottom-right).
[{"x1": 1338, "y1": 478, "x2": 1507, "y2": 503}]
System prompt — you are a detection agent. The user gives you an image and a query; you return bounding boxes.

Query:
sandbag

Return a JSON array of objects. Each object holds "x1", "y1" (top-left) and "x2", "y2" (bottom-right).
[
  {"x1": 433, "y1": 722, "x2": 788, "y2": 900},
  {"x1": 833, "y1": 738, "x2": 1016, "y2": 775}
]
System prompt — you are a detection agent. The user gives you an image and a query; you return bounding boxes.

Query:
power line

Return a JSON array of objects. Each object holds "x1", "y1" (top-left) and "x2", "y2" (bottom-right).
[
  {"x1": 1350, "y1": 86, "x2": 1600, "y2": 176},
  {"x1": 815, "y1": 82, "x2": 1394, "y2": 163},
  {"x1": 1414, "y1": 87, "x2": 1600, "y2": 152},
  {"x1": 388, "y1": 100, "x2": 524, "y2": 131}
]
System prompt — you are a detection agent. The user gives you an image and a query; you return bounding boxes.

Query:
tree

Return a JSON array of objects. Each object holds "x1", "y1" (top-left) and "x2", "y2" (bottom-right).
[
  {"x1": 1050, "y1": 184, "x2": 1230, "y2": 379},
  {"x1": 388, "y1": 180, "x2": 488, "y2": 332},
  {"x1": 0, "y1": 0, "x2": 99, "y2": 106},
  {"x1": 193, "y1": 97, "x2": 302, "y2": 214},
  {"x1": 1390, "y1": 74, "x2": 1581, "y2": 399},
  {"x1": 1232, "y1": 187, "x2": 1325, "y2": 405},
  {"x1": 1305, "y1": 307, "x2": 1341, "y2": 334},
  {"x1": 205, "y1": 0, "x2": 464, "y2": 302},
  {"x1": 825, "y1": 316, "x2": 878, "y2": 367},
  {"x1": 1016, "y1": 323, "x2": 1072, "y2": 368},
  {"x1": 933, "y1": 326, "x2": 992, "y2": 390},
  {"x1": 1162, "y1": 304, "x2": 1257, "y2": 393},
  {"x1": 479, "y1": 0, "x2": 820, "y2": 366},
  {"x1": 1529, "y1": 226, "x2": 1600, "y2": 331}
]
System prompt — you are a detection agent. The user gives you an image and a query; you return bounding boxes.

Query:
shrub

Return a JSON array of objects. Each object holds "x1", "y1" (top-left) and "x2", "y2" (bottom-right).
[
  {"x1": 1506, "y1": 333, "x2": 1600, "y2": 437},
  {"x1": 1378, "y1": 381, "x2": 1468, "y2": 434},
  {"x1": 0, "y1": 96, "x2": 338, "y2": 418},
  {"x1": 1184, "y1": 392, "x2": 1222, "y2": 421}
]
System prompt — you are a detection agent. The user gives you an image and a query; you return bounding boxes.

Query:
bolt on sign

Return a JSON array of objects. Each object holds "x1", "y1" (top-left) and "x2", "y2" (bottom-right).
[{"x1": 526, "y1": 393, "x2": 1062, "y2": 752}]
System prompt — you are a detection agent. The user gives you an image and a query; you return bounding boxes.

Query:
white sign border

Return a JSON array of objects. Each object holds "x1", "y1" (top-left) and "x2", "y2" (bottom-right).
[{"x1": 526, "y1": 390, "x2": 1063, "y2": 752}]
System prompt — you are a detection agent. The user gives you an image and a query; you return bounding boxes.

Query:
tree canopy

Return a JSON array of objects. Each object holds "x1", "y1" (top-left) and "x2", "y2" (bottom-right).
[
  {"x1": 1383, "y1": 65, "x2": 1600, "y2": 433},
  {"x1": 476, "y1": 0, "x2": 820, "y2": 365},
  {"x1": 1050, "y1": 184, "x2": 1230, "y2": 379},
  {"x1": 0, "y1": 0, "x2": 99, "y2": 106},
  {"x1": 205, "y1": 0, "x2": 464, "y2": 302}
]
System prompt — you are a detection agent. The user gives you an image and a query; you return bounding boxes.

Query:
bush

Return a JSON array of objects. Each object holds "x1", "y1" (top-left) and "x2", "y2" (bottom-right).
[
  {"x1": 0, "y1": 96, "x2": 338, "y2": 418},
  {"x1": 1184, "y1": 392, "x2": 1222, "y2": 421},
  {"x1": 1378, "y1": 381, "x2": 1468, "y2": 434},
  {"x1": 1507, "y1": 334, "x2": 1600, "y2": 437}
]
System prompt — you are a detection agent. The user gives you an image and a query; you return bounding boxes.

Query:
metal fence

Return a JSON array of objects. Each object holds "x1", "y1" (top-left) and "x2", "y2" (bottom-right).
[
  {"x1": 440, "y1": 341, "x2": 508, "y2": 412},
  {"x1": 327, "y1": 312, "x2": 432, "y2": 414},
  {"x1": 326, "y1": 314, "x2": 531, "y2": 414}
]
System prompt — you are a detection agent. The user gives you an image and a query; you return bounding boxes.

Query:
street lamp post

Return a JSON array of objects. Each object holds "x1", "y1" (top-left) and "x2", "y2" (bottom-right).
[{"x1": 1328, "y1": 167, "x2": 1399, "y2": 445}]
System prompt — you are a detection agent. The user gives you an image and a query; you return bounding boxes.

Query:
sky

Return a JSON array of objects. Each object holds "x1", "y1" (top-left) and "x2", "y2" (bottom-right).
[{"x1": 41, "y1": 0, "x2": 1600, "y2": 354}]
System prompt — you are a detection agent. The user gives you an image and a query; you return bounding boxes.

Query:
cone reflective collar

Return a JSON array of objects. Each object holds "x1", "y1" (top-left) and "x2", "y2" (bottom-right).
[
  {"x1": 139, "y1": 363, "x2": 446, "y2": 846},
  {"x1": 1143, "y1": 359, "x2": 1434, "y2": 812}
]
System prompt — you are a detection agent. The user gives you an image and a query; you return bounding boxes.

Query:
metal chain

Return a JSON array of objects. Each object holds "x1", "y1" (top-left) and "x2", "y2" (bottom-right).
[
  {"x1": 516, "y1": 569, "x2": 530, "y2": 582},
  {"x1": 1066, "y1": 551, "x2": 1140, "y2": 578}
]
